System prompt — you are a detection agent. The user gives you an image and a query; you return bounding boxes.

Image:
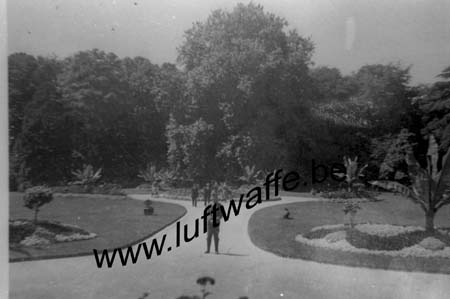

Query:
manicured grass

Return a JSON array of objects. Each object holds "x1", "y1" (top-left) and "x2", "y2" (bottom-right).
[
  {"x1": 9, "y1": 192, "x2": 186, "y2": 261},
  {"x1": 248, "y1": 194, "x2": 450, "y2": 273}
]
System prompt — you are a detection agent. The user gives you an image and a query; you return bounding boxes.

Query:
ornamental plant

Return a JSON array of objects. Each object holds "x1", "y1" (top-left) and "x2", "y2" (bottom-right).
[
  {"x1": 23, "y1": 186, "x2": 53, "y2": 224},
  {"x1": 238, "y1": 165, "x2": 261, "y2": 185},
  {"x1": 138, "y1": 164, "x2": 158, "y2": 182},
  {"x1": 370, "y1": 135, "x2": 450, "y2": 232},
  {"x1": 335, "y1": 156, "x2": 368, "y2": 192},
  {"x1": 71, "y1": 164, "x2": 102, "y2": 192},
  {"x1": 343, "y1": 200, "x2": 361, "y2": 228}
]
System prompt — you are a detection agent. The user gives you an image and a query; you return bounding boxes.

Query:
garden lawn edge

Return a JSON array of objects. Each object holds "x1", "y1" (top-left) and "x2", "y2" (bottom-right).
[
  {"x1": 10, "y1": 200, "x2": 187, "y2": 263},
  {"x1": 248, "y1": 201, "x2": 450, "y2": 274}
]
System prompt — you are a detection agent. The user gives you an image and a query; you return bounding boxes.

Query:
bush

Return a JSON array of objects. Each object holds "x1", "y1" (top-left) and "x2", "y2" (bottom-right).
[
  {"x1": 320, "y1": 188, "x2": 379, "y2": 202},
  {"x1": 71, "y1": 164, "x2": 102, "y2": 192},
  {"x1": 10, "y1": 219, "x2": 97, "y2": 246},
  {"x1": 346, "y1": 229, "x2": 429, "y2": 251},
  {"x1": 418, "y1": 237, "x2": 446, "y2": 251},
  {"x1": 52, "y1": 183, "x2": 124, "y2": 195},
  {"x1": 23, "y1": 186, "x2": 54, "y2": 224},
  {"x1": 324, "y1": 231, "x2": 347, "y2": 243},
  {"x1": 9, "y1": 220, "x2": 35, "y2": 244},
  {"x1": 304, "y1": 226, "x2": 345, "y2": 239}
]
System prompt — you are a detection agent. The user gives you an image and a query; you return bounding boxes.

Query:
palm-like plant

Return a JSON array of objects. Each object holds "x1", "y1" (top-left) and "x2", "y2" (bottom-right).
[
  {"x1": 138, "y1": 164, "x2": 158, "y2": 182},
  {"x1": 370, "y1": 135, "x2": 450, "y2": 232},
  {"x1": 335, "y1": 156, "x2": 368, "y2": 192},
  {"x1": 71, "y1": 164, "x2": 102, "y2": 191},
  {"x1": 238, "y1": 165, "x2": 261, "y2": 185}
]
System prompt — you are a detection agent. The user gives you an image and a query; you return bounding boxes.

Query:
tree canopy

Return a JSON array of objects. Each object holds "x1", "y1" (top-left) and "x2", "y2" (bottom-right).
[{"x1": 8, "y1": 3, "x2": 449, "y2": 190}]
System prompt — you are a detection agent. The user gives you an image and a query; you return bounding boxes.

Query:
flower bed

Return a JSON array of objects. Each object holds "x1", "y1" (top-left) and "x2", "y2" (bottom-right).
[
  {"x1": 248, "y1": 200, "x2": 450, "y2": 273},
  {"x1": 298, "y1": 223, "x2": 450, "y2": 258},
  {"x1": 9, "y1": 219, "x2": 97, "y2": 248}
]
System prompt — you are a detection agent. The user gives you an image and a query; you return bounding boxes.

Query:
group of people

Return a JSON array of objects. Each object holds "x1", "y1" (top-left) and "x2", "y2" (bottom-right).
[
  {"x1": 190, "y1": 181, "x2": 232, "y2": 254},
  {"x1": 190, "y1": 181, "x2": 232, "y2": 207}
]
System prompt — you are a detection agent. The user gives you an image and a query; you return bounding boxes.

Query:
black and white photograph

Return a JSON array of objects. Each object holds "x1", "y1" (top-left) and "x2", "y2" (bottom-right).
[{"x1": 2, "y1": 0, "x2": 450, "y2": 298}]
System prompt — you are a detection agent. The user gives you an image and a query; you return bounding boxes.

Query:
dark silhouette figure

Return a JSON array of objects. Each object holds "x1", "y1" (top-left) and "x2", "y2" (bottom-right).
[
  {"x1": 283, "y1": 208, "x2": 292, "y2": 219},
  {"x1": 203, "y1": 182, "x2": 211, "y2": 206},
  {"x1": 191, "y1": 183, "x2": 199, "y2": 207},
  {"x1": 205, "y1": 196, "x2": 223, "y2": 254}
]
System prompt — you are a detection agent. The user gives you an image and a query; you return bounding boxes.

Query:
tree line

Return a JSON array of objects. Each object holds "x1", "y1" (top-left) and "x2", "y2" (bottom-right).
[{"x1": 9, "y1": 3, "x2": 450, "y2": 190}]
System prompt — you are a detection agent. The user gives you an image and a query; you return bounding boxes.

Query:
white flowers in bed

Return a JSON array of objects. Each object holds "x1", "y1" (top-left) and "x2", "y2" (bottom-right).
[{"x1": 355, "y1": 223, "x2": 424, "y2": 237}]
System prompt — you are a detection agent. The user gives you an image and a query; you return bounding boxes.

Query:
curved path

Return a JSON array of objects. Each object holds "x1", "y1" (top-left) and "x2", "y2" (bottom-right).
[{"x1": 10, "y1": 195, "x2": 450, "y2": 299}]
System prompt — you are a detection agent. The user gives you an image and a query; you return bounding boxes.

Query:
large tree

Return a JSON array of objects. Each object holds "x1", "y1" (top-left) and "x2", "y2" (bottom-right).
[
  {"x1": 8, "y1": 53, "x2": 39, "y2": 150},
  {"x1": 9, "y1": 55, "x2": 69, "y2": 187},
  {"x1": 353, "y1": 64, "x2": 412, "y2": 135},
  {"x1": 58, "y1": 50, "x2": 168, "y2": 180},
  {"x1": 176, "y1": 3, "x2": 315, "y2": 178},
  {"x1": 419, "y1": 66, "x2": 450, "y2": 153}
]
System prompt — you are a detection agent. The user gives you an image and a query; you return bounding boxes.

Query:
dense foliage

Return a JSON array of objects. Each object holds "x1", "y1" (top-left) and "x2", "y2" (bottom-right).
[
  {"x1": 8, "y1": 3, "x2": 450, "y2": 190},
  {"x1": 370, "y1": 136, "x2": 450, "y2": 232}
]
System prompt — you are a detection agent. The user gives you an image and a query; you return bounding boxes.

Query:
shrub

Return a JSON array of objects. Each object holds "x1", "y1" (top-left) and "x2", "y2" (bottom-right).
[
  {"x1": 370, "y1": 135, "x2": 450, "y2": 232},
  {"x1": 94, "y1": 183, "x2": 123, "y2": 195},
  {"x1": 346, "y1": 229, "x2": 429, "y2": 251},
  {"x1": 238, "y1": 165, "x2": 261, "y2": 185},
  {"x1": 304, "y1": 225, "x2": 345, "y2": 239},
  {"x1": 334, "y1": 156, "x2": 368, "y2": 192},
  {"x1": 23, "y1": 186, "x2": 53, "y2": 224},
  {"x1": 418, "y1": 237, "x2": 446, "y2": 251},
  {"x1": 9, "y1": 220, "x2": 35, "y2": 243},
  {"x1": 144, "y1": 200, "x2": 153, "y2": 208},
  {"x1": 20, "y1": 234, "x2": 50, "y2": 247},
  {"x1": 324, "y1": 231, "x2": 347, "y2": 243},
  {"x1": 138, "y1": 164, "x2": 158, "y2": 182},
  {"x1": 144, "y1": 200, "x2": 154, "y2": 215},
  {"x1": 71, "y1": 164, "x2": 102, "y2": 192},
  {"x1": 343, "y1": 200, "x2": 361, "y2": 228}
]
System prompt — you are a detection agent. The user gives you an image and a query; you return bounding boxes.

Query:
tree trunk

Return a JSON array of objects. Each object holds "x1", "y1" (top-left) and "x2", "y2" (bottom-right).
[
  {"x1": 425, "y1": 210, "x2": 435, "y2": 232},
  {"x1": 34, "y1": 208, "x2": 39, "y2": 225}
]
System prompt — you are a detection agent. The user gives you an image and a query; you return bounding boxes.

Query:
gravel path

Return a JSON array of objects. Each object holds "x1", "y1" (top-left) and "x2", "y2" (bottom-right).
[{"x1": 9, "y1": 195, "x2": 450, "y2": 299}]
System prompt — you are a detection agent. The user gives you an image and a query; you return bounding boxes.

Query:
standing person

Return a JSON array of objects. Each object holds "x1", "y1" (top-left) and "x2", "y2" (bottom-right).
[
  {"x1": 191, "y1": 183, "x2": 199, "y2": 207},
  {"x1": 221, "y1": 182, "x2": 231, "y2": 202},
  {"x1": 203, "y1": 182, "x2": 211, "y2": 206},
  {"x1": 211, "y1": 181, "x2": 219, "y2": 203},
  {"x1": 205, "y1": 195, "x2": 224, "y2": 254}
]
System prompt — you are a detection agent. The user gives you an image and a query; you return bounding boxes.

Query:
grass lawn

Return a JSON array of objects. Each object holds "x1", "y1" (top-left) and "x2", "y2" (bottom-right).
[
  {"x1": 248, "y1": 193, "x2": 450, "y2": 273},
  {"x1": 9, "y1": 192, "x2": 186, "y2": 261}
]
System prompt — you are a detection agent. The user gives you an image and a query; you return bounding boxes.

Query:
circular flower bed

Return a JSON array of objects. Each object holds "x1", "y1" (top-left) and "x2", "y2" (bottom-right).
[
  {"x1": 9, "y1": 219, "x2": 97, "y2": 248},
  {"x1": 296, "y1": 223, "x2": 450, "y2": 258}
]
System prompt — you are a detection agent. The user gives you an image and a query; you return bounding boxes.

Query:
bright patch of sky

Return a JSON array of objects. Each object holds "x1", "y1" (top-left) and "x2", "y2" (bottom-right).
[{"x1": 8, "y1": 0, "x2": 450, "y2": 84}]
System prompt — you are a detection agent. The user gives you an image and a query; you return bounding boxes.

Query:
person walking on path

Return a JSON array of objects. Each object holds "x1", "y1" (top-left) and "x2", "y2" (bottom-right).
[
  {"x1": 205, "y1": 195, "x2": 224, "y2": 254},
  {"x1": 203, "y1": 182, "x2": 211, "y2": 206},
  {"x1": 191, "y1": 183, "x2": 199, "y2": 207}
]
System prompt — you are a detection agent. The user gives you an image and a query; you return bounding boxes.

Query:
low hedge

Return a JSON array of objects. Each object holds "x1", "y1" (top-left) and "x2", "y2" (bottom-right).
[{"x1": 346, "y1": 229, "x2": 430, "y2": 251}]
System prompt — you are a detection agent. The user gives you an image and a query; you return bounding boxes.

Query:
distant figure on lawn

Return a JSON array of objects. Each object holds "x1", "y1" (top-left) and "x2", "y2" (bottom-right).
[
  {"x1": 191, "y1": 183, "x2": 199, "y2": 207},
  {"x1": 205, "y1": 195, "x2": 224, "y2": 254},
  {"x1": 203, "y1": 182, "x2": 211, "y2": 206},
  {"x1": 283, "y1": 208, "x2": 292, "y2": 219}
]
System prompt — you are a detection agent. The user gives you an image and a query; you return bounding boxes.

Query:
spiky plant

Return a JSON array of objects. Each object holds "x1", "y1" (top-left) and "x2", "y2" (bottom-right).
[
  {"x1": 238, "y1": 165, "x2": 261, "y2": 185},
  {"x1": 335, "y1": 156, "x2": 368, "y2": 192},
  {"x1": 138, "y1": 164, "x2": 158, "y2": 182},
  {"x1": 71, "y1": 164, "x2": 102, "y2": 191},
  {"x1": 370, "y1": 135, "x2": 450, "y2": 232}
]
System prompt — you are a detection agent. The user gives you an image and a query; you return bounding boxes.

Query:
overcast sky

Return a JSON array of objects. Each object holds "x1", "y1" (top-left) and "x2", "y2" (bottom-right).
[{"x1": 7, "y1": 0, "x2": 450, "y2": 85}]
